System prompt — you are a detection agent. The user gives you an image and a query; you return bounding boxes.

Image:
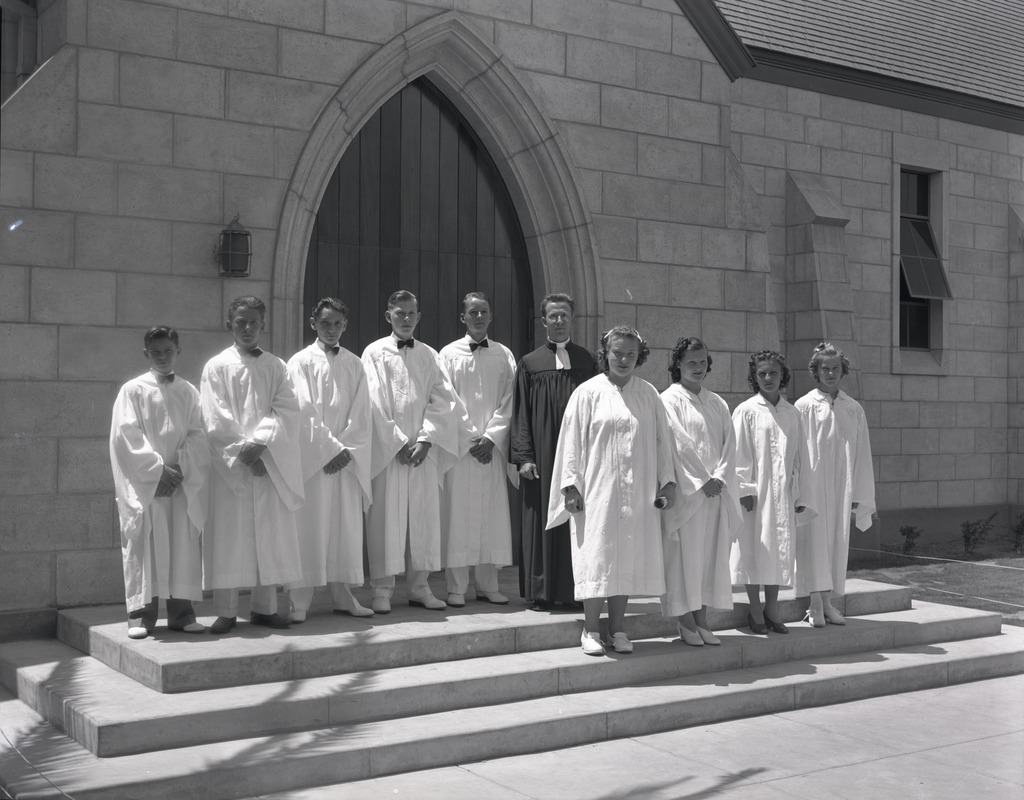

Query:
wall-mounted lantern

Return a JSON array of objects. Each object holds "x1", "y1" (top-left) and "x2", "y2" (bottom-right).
[{"x1": 218, "y1": 215, "x2": 252, "y2": 277}]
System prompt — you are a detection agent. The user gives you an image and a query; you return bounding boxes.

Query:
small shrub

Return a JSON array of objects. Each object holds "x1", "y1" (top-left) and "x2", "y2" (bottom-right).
[
  {"x1": 1012, "y1": 512, "x2": 1024, "y2": 555},
  {"x1": 961, "y1": 512, "x2": 997, "y2": 555},
  {"x1": 899, "y1": 524, "x2": 922, "y2": 555}
]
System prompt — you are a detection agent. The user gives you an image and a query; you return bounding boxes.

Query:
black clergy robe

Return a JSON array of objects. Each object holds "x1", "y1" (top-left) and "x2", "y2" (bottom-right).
[{"x1": 510, "y1": 341, "x2": 598, "y2": 603}]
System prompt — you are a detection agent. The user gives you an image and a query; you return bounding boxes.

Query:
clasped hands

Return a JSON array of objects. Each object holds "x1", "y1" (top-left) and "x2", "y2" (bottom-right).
[
  {"x1": 238, "y1": 441, "x2": 267, "y2": 476},
  {"x1": 397, "y1": 440, "x2": 431, "y2": 467},
  {"x1": 155, "y1": 464, "x2": 183, "y2": 497},
  {"x1": 469, "y1": 436, "x2": 494, "y2": 464}
]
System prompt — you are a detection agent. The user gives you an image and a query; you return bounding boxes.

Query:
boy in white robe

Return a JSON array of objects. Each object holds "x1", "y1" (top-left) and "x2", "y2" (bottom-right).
[
  {"x1": 731, "y1": 350, "x2": 810, "y2": 635},
  {"x1": 110, "y1": 326, "x2": 208, "y2": 639},
  {"x1": 361, "y1": 290, "x2": 461, "y2": 614},
  {"x1": 201, "y1": 296, "x2": 304, "y2": 634},
  {"x1": 659, "y1": 337, "x2": 740, "y2": 647},
  {"x1": 439, "y1": 292, "x2": 518, "y2": 607},
  {"x1": 548, "y1": 327, "x2": 676, "y2": 656},
  {"x1": 795, "y1": 342, "x2": 876, "y2": 627},
  {"x1": 285, "y1": 297, "x2": 374, "y2": 622}
]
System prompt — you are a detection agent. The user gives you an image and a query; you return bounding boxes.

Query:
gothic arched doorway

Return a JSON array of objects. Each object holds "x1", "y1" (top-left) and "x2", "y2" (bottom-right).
[{"x1": 302, "y1": 77, "x2": 535, "y2": 357}]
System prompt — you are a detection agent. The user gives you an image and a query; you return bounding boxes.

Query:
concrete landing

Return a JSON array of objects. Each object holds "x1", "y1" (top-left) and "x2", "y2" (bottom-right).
[{"x1": 54, "y1": 578, "x2": 911, "y2": 693}]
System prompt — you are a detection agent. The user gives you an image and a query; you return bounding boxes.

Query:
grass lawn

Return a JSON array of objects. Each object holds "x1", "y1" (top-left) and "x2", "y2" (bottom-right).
[{"x1": 849, "y1": 533, "x2": 1024, "y2": 627}]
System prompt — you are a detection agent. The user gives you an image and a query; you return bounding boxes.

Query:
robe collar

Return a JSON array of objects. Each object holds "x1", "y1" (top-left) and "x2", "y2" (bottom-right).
[{"x1": 810, "y1": 387, "x2": 844, "y2": 404}]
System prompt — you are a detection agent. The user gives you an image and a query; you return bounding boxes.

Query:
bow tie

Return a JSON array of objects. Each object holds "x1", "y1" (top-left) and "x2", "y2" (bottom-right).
[
  {"x1": 156, "y1": 373, "x2": 175, "y2": 384},
  {"x1": 245, "y1": 347, "x2": 263, "y2": 358},
  {"x1": 546, "y1": 341, "x2": 566, "y2": 352},
  {"x1": 324, "y1": 344, "x2": 340, "y2": 355},
  {"x1": 396, "y1": 338, "x2": 414, "y2": 349},
  {"x1": 470, "y1": 339, "x2": 488, "y2": 352}
]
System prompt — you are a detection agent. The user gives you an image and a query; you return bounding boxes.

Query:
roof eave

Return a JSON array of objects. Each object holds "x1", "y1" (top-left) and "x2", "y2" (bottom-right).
[
  {"x1": 678, "y1": 0, "x2": 1024, "y2": 134},
  {"x1": 674, "y1": 0, "x2": 755, "y2": 80}
]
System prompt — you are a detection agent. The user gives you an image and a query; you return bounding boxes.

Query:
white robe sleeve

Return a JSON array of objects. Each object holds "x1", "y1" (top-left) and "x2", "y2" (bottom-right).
[
  {"x1": 337, "y1": 360, "x2": 374, "y2": 509},
  {"x1": 733, "y1": 406, "x2": 758, "y2": 498},
  {"x1": 362, "y1": 349, "x2": 410, "y2": 479},
  {"x1": 176, "y1": 385, "x2": 210, "y2": 538},
  {"x1": 289, "y1": 357, "x2": 346, "y2": 481},
  {"x1": 481, "y1": 348, "x2": 518, "y2": 456},
  {"x1": 109, "y1": 384, "x2": 164, "y2": 541},
  {"x1": 851, "y1": 403, "x2": 876, "y2": 531},
  {"x1": 545, "y1": 386, "x2": 590, "y2": 531}
]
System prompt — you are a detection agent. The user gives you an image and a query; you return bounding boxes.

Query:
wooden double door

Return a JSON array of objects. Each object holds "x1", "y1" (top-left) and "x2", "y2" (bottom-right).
[{"x1": 303, "y1": 77, "x2": 535, "y2": 358}]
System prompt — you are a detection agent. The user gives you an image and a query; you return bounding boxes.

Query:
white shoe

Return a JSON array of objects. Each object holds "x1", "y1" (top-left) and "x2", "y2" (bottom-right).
[
  {"x1": 446, "y1": 593, "x2": 466, "y2": 608},
  {"x1": 697, "y1": 626, "x2": 721, "y2": 646},
  {"x1": 610, "y1": 632, "x2": 634, "y2": 654},
  {"x1": 332, "y1": 585, "x2": 374, "y2": 617},
  {"x1": 823, "y1": 603, "x2": 846, "y2": 625},
  {"x1": 371, "y1": 596, "x2": 392, "y2": 615},
  {"x1": 804, "y1": 607, "x2": 826, "y2": 628},
  {"x1": 580, "y1": 630, "x2": 606, "y2": 656},
  {"x1": 476, "y1": 590, "x2": 509, "y2": 605},
  {"x1": 127, "y1": 625, "x2": 150, "y2": 640},
  {"x1": 409, "y1": 593, "x2": 446, "y2": 610},
  {"x1": 289, "y1": 609, "x2": 307, "y2": 624},
  {"x1": 677, "y1": 623, "x2": 704, "y2": 647}
]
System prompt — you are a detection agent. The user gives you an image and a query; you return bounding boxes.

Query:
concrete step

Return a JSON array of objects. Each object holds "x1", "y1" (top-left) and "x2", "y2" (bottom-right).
[
  {"x1": 55, "y1": 578, "x2": 911, "y2": 693},
  {"x1": 2, "y1": 621, "x2": 1022, "y2": 800},
  {"x1": 0, "y1": 600, "x2": 1004, "y2": 757}
]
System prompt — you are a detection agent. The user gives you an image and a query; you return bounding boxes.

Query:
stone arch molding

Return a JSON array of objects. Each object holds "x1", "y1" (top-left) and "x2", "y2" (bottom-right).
[{"x1": 272, "y1": 12, "x2": 601, "y2": 355}]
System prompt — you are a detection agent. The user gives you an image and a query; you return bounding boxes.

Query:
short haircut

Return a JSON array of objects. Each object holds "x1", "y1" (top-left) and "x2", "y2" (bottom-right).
[
  {"x1": 227, "y1": 295, "x2": 266, "y2": 320},
  {"x1": 747, "y1": 349, "x2": 791, "y2": 392},
  {"x1": 598, "y1": 325, "x2": 650, "y2": 372},
  {"x1": 808, "y1": 341, "x2": 850, "y2": 378},
  {"x1": 311, "y1": 296, "x2": 350, "y2": 320},
  {"x1": 540, "y1": 292, "x2": 574, "y2": 317},
  {"x1": 668, "y1": 336, "x2": 713, "y2": 383},
  {"x1": 386, "y1": 289, "x2": 418, "y2": 309},
  {"x1": 461, "y1": 291, "x2": 490, "y2": 312},
  {"x1": 144, "y1": 326, "x2": 179, "y2": 349}
]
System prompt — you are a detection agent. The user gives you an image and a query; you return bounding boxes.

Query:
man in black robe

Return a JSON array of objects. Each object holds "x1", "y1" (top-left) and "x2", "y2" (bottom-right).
[{"x1": 510, "y1": 293, "x2": 597, "y2": 609}]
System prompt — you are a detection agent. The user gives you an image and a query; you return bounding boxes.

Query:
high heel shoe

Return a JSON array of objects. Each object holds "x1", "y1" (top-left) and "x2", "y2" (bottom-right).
[
  {"x1": 746, "y1": 611, "x2": 768, "y2": 635},
  {"x1": 823, "y1": 603, "x2": 846, "y2": 625},
  {"x1": 677, "y1": 622, "x2": 705, "y2": 647}
]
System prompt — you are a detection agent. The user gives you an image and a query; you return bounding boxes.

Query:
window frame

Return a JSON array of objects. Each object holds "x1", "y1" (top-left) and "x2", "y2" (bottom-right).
[{"x1": 890, "y1": 160, "x2": 952, "y2": 376}]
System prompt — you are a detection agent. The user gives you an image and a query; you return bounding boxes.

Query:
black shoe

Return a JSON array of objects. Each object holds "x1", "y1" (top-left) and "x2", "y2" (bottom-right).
[
  {"x1": 746, "y1": 611, "x2": 768, "y2": 635},
  {"x1": 249, "y1": 612, "x2": 290, "y2": 629},
  {"x1": 763, "y1": 613, "x2": 789, "y2": 634},
  {"x1": 528, "y1": 599, "x2": 553, "y2": 611},
  {"x1": 208, "y1": 616, "x2": 236, "y2": 635}
]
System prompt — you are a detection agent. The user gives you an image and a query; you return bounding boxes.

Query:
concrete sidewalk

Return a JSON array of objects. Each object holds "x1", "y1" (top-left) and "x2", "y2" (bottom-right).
[{"x1": 250, "y1": 673, "x2": 1024, "y2": 800}]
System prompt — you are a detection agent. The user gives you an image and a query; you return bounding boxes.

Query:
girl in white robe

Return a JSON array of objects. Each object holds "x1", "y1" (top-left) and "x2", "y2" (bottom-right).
[
  {"x1": 110, "y1": 327, "x2": 208, "y2": 638},
  {"x1": 731, "y1": 350, "x2": 810, "y2": 636},
  {"x1": 659, "y1": 337, "x2": 740, "y2": 647},
  {"x1": 548, "y1": 327, "x2": 676, "y2": 656},
  {"x1": 794, "y1": 342, "x2": 876, "y2": 627},
  {"x1": 286, "y1": 298, "x2": 374, "y2": 622}
]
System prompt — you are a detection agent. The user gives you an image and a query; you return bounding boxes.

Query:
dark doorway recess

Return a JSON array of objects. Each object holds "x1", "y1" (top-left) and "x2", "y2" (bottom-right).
[{"x1": 303, "y1": 77, "x2": 535, "y2": 357}]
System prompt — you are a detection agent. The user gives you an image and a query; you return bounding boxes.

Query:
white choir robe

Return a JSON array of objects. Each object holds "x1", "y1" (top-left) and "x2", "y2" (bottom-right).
[
  {"x1": 546, "y1": 374, "x2": 674, "y2": 600},
  {"x1": 659, "y1": 384, "x2": 741, "y2": 616},
  {"x1": 110, "y1": 372, "x2": 209, "y2": 613},
  {"x1": 200, "y1": 345, "x2": 304, "y2": 589},
  {"x1": 362, "y1": 336, "x2": 461, "y2": 580},
  {"x1": 439, "y1": 336, "x2": 517, "y2": 571},
  {"x1": 730, "y1": 393, "x2": 813, "y2": 587},
  {"x1": 794, "y1": 388, "x2": 876, "y2": 597},
  {"x1": 287, "y1": 342, "x2": 372, "y2": 589}
]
